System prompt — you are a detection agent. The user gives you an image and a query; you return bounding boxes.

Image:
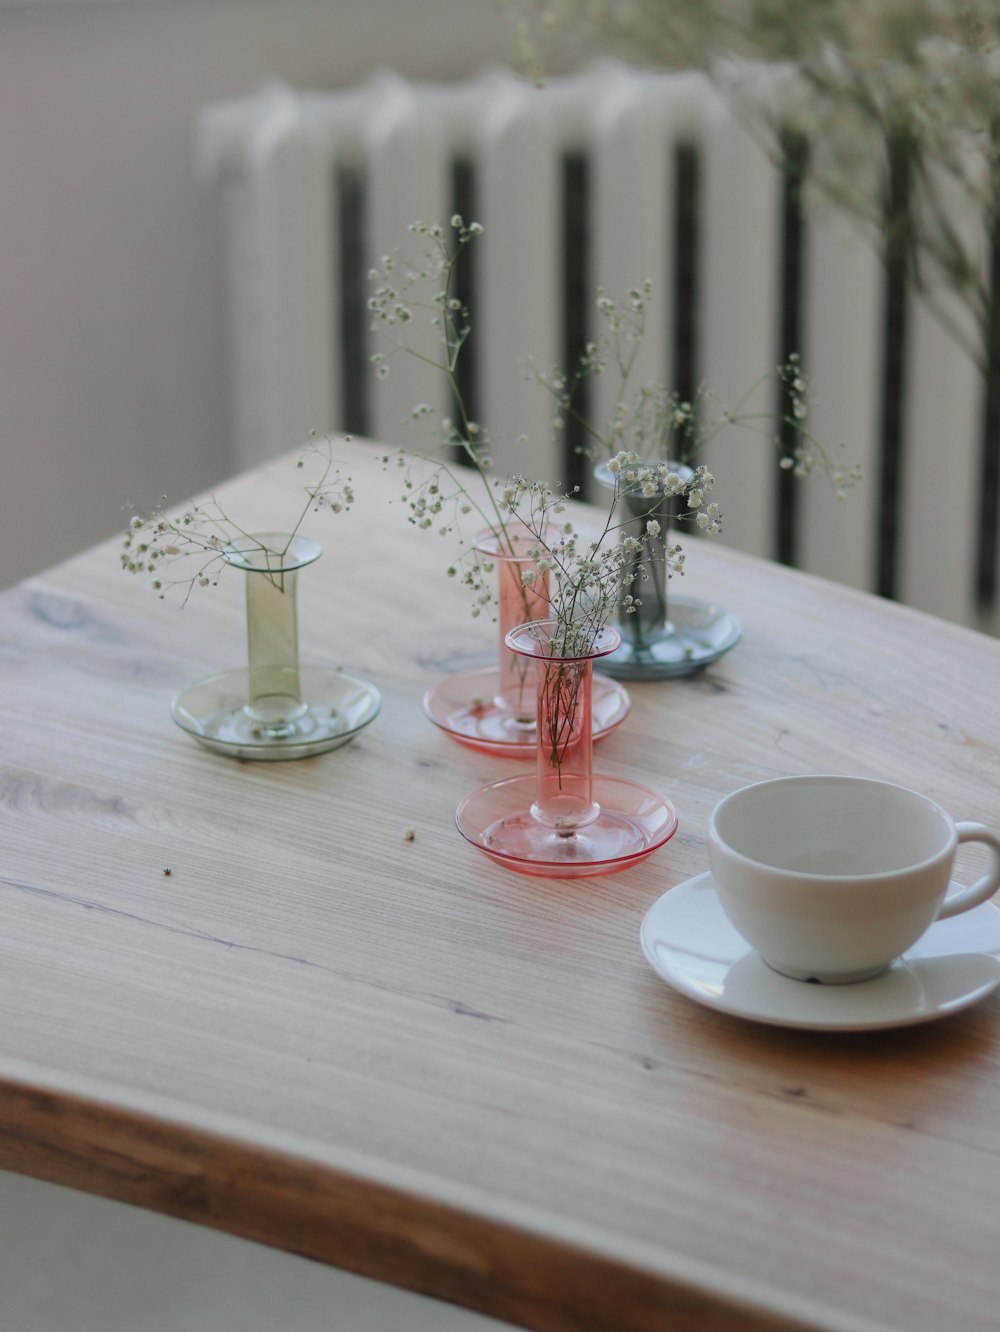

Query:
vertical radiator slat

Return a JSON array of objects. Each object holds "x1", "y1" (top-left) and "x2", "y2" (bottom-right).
[
  {"x1": 478, "y1": 70, "x2": 562, "y2": 482},
  {"x1": 236, "y1": 89, "x2": 334, "y2": 467},
  {"x1": 366, "y1": 76, "x2": 451, "y2": 449},
  {"x1": 902, "y1": 299, "x2": 980, "y2": 626},
  {"x1": 899, "y1": 144, "x2": 981, "y2": 626},
  {"x1": 700, "y1": 89, "x2": 781, "y2": 560},
  {"x1": 798, "y1": 184, "x2": 881, "y2": 596},
  {"x1": 590, "y1": 67, "x2": 679, "y2": 453}
]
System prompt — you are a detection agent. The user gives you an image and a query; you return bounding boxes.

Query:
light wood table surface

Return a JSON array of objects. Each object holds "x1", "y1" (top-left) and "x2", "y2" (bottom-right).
[{"x1": 2, "y1": 440, "x2": 1000, "y2": 1332}]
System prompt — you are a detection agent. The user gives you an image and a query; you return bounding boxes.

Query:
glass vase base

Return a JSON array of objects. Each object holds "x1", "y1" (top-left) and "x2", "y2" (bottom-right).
[
  {"x1": 601, "y1": 597, "x2": 742, "y2": 680},
  {"x1": 423, "y1": 666, "x2": 630, "y2": 758},
  {"x1": 172, "y1": 665, "x2": 381, "y2": 761},
  {"x1": 456, "y1": 774, "x2": 678, "y2": 878}
]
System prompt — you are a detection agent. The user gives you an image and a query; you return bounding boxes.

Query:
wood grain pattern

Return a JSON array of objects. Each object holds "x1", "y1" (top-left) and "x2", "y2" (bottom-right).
[{"x1": 1, "y1": 440, "x2": 999, "y2": 1332}]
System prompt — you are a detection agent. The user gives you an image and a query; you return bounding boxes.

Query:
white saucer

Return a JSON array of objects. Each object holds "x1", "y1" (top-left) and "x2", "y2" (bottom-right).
[{"x1": 640, "y1": 872, "x2": 1000, "y2": 1031}]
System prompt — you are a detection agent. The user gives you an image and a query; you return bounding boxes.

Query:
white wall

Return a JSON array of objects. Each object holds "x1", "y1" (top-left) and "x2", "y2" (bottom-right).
[{"x1": 0, "y1": 0, "x2": 514, "y2": 588}]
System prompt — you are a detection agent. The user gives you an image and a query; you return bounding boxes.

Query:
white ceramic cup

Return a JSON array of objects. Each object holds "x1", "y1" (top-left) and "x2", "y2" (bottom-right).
[{"x1": 707, "y1": 775, "x2": 1000, "y2": 984}]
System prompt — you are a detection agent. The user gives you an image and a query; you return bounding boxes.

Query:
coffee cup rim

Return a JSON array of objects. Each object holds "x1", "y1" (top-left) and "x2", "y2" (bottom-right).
[{"x1": 708, "y1": 774, "x2": 956, "y2": 882}]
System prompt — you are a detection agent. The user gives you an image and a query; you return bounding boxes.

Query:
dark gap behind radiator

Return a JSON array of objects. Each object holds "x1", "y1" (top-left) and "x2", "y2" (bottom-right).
[
  {"x1": 335, "y1": 163, "x2": 370, "y2": 439},
  {"x1": 673, "y1": 142, "x2": 701, "y2": 413},
  {"x1": 672, "y1": 141, "x2": 702, "y2": 537},
  {"x1": 976, "y1": 164, "x2": 1000, "y2": 614},
  {"x1": 450, "y1": 157, "x2": 480, "y2": 468},
  {"x1": 876, "y1": 132, "x2": 915, "y2": 601},
  {"x1": 561, "y1": 151, "x2": 592, "y2": 498},
  {"x1": 776, "y1": 131, "x2": 808, "y2": 568}
]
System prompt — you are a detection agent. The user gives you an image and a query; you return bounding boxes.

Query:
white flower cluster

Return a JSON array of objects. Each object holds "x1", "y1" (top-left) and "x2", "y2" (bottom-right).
[
  {"x1": 121, "y1": 436, "x2": 355, "y2": 603},
  {"x1": 488, "y1": 463, "x2": 692, "y2": 655},
  {"x1": 530, "y1": 290, "x2": 859, "y2": 512}
]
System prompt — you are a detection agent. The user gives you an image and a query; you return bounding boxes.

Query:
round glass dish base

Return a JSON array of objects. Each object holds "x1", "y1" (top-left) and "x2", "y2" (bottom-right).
[
  {"x1": 423, "y1": 666, "x2": 630, "y2": 758},
  {"x1": 456, "y1": 774, "x2": 678, "y2": 878},
  {"x1": 171, "y1": 665, "x2": 381, "y2": 760},
  {"x1": 601, "y1": 596, "x2": 741, "y2": 680}
]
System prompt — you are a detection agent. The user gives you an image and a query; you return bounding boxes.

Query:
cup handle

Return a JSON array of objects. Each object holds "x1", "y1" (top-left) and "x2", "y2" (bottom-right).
[{"x1": 936, "y1": 823, "x2": 1000, "y2": 920}]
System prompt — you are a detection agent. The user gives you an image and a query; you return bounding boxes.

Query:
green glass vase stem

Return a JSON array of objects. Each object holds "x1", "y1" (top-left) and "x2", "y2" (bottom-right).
[{"x1": 245, "y1": 559, "x2": 306, "y2": 730}]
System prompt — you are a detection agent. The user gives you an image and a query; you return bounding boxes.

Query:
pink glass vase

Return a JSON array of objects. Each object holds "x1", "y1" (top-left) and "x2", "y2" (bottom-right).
[
  {"x1": 423, "y1": 528, "x2": 631, "y2": 756},
  {"x1": 455, "y1": 618, "x2": 678, "y2": 877},
  {"x1": 519, "y1": 620, "x2": 615, "y2": 836},
  {"x1": 477, "y1": 528, "x2": 551, "y2": 727}
]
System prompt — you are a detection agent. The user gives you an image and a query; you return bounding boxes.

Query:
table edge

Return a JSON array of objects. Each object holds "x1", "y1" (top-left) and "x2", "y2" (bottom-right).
[{"x1": 0, "y1": 1059, "x2": 884, "y2": 1332}]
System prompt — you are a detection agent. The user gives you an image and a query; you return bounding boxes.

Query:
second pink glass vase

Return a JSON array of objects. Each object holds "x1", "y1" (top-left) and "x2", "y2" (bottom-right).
[
  {"x1": 482, "y1": 528, "x2": 551, "y2": 727},
  {"x1": 423, "y1": 529, "x2": 630, "y2": 757},
  {"x1": 456, "y1": 619, "x2": 679, "y2": 877}
]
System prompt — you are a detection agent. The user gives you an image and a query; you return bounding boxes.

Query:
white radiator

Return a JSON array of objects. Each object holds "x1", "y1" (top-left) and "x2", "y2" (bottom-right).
[{"x1": 198, "y1": 63, "x2": 995, "y2": 631}]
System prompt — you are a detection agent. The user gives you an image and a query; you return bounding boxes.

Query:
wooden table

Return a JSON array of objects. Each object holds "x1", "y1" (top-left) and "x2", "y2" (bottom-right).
[{"x1": 2, "y1": 440, "x2": 999, "y2": 1332}]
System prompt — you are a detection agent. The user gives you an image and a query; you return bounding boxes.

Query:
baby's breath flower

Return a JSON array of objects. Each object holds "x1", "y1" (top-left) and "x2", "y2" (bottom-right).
[
  {"x1": 121, "y1": 436, "x2": 354, "y2": 605},
  {"x1": 370, "y1": 217, "x2": 856, "y2": 642}
]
